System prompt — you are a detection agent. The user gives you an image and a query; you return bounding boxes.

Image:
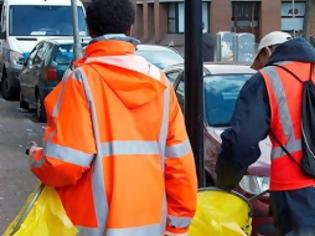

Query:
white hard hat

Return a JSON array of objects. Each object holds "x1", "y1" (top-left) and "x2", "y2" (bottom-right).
[{"x1": 251, "y1": 31, "x2": 293, "y2": 69}]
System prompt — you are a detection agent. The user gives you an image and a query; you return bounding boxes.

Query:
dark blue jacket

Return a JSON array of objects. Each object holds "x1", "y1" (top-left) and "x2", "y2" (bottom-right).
[{"x1": 216, "y1": 38, "x2": 315, "y2": 189}]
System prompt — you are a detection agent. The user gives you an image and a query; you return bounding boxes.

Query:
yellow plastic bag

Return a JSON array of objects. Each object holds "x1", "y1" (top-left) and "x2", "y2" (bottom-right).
[
  {"x1": 189, "y1": 188, "x2": 252, "y2": 236},
  {"x1": 4, "y1": 185, "x2": 77, "y2": 236}
]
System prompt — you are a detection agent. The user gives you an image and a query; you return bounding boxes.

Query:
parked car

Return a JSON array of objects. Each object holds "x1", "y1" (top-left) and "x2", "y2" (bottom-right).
[
  {"x1": 164, "y1": 63, "x2": 274, "y2": 236},
  {"x1": 19, "y1": 38, "x2": 88, "y2": 122},
  {"x1": 136, "y1": 44, "x2": 184, "y2": 69},
  {"x1": 0, "y1": 0, "x2": 88, "y2": 100}
]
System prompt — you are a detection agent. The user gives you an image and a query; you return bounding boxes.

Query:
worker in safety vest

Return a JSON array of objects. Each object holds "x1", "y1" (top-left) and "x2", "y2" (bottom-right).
[
  {"x1": 216, "y1": 31, "x2": 315, "y2": 236},
  {"x1": 28, "y1": 0, "x2": 197, "y2": 235}
]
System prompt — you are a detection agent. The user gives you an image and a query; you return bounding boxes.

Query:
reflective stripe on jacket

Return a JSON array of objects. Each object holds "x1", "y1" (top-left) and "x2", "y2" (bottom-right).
[
  {"x1": 260, "y1": 61, "x2": 315, "y2": 191},
  {"x1": 30, "y1": 40, "x2": 197, "y2": 235}
]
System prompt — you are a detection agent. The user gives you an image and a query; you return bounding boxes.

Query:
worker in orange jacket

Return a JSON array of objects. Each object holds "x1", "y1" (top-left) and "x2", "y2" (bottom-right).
[{"x1": 28, "y1": 0, "x2": 197, "y2": 235}]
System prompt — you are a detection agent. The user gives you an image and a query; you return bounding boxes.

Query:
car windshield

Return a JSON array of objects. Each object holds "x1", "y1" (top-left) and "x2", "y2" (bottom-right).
[
  {"x1": 136, "y1": 48, "x2": 184, "y2": 69},
  {"x1": 204, "y1": 74, "x2": 252, "y2": 126},
  {"x1": 9, "y1": 6, "x2": 88, "y2": 36}
]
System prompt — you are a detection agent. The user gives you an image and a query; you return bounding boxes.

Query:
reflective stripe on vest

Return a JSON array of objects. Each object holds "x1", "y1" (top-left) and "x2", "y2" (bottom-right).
[
  {"x1": 262, "y1": 66, "x2": 302, "y2": 160},
  {"x1": 106, "y1": 224, "x2": 161, "y2": 236},
  {"x1": 52, "y1": 72, "x2": 70, "y2": 117},
  {"x1": 167, "y1": 215, "x2": 192, "y2": 228},
  {"x1": 272, "y1": 139, "x2": 302, "y2": 159},
  {"x1": 45, "y1": 142, "x2": 94, "y2": 167},
  {"x1": 73, "y1": 67, "x2": 171, "y2": 235},
  {"x1": 165, "y1": 139, "x2": 192, "y2": 158},
  {"x1": 159, "y1": 78, "x2": 170, "y2": 235},
  {"x1": 75, "y1": 68, "x2": 108, "y2": 236},
  {"x1": 100, "y1": 141, "x2": 160, "y2": 157}
]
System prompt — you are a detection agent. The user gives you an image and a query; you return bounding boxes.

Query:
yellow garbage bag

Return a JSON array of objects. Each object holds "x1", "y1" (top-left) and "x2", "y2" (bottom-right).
[
  {"x1": 4, "y1": 185, "x2": 77, "y2": 236},
  {"x1": 189, "y1": 188, "x2": 252, "y2": 236}
]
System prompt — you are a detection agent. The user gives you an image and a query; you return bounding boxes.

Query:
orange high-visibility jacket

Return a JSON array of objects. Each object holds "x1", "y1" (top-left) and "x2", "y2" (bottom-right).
[
  {"x1": 260, "y1": 62, "x2": 315, "y2": 191},
  {"x1": 30, "y1": 40, "x2": 197, "y2": 235}
]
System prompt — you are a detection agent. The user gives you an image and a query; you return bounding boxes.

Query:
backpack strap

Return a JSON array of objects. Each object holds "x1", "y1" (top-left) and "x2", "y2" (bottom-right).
[
  {"x1": 272, "y1": 64, "x2": 304, "y2": 83},
  {"x1": 270, "y1": 132, "x2": 300, "y2": 166},
  {"x1": 309, "y1": 63, "x2": 314, "y2": 82}
]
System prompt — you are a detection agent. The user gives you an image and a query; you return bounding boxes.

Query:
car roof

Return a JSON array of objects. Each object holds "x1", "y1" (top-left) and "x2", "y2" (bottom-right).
[
  {"x1": 41, "y1": 37, "x2": 91, "y2": 45},
  {"x1": 203, "y1": 63, "x2": 255, "y2": 75},
  {"x1": 136, "y1": 44, "x2": 177, "y2": 52},
  {"x1": 164, "y1": 63, "x2": 255, "y2": 75},
  {"x1": 5, "y1": 0, "x2": 84, "y2": 6}
]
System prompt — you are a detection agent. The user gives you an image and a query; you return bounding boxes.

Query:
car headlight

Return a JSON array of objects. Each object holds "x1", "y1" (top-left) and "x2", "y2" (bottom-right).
[
  {"x1": 10, "y1": 50, "x2": 24, "y2": 67},
  {"x1": 239, "y1": 175, "x2": 270, "y2": 195}
]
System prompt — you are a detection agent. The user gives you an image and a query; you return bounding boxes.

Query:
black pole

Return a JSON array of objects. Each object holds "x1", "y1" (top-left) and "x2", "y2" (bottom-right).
[{"x1": 185, "y1": 0, "x2": 205, "y2": 187}]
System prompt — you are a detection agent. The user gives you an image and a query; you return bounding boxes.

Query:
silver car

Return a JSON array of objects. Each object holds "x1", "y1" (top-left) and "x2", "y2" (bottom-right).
[{"x1": 164, "y1": 63, "x2": 271, "y2": 188}]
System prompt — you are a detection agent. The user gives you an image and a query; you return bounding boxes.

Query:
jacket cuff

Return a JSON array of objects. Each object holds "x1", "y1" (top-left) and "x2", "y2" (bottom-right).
[
  {"x1": 165, "y1": 230, "x2": 188, "y2": 236},
  {"x1": 166, "y1": 213, "x2": 193, "y2": 234}
]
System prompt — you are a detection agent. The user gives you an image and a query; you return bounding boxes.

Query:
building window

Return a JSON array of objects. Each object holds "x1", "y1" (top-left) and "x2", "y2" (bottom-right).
[
  {"x1": 168, "y1": 3, "x2": 177, "y2": 33},
  {"x1": 281, "y1": 1, "x2": 305, "y2": 36},
  {"x1": 202, "y1": 2, "x2": 210, "y2": 33},
  {"x1": 167, "y1": 2, "x2": 209, "y2": 34},
  {"x1": 232, "y1": 2, "x2": 260, "y2": 38}
]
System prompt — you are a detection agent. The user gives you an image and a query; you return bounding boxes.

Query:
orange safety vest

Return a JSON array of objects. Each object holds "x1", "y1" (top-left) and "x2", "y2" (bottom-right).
[
  {"x1": 30, "y1": 40, "x2": 197, "y2": 235},
  {"x1": 260, "y1": 61, "x2": 315, "y2": 191}
]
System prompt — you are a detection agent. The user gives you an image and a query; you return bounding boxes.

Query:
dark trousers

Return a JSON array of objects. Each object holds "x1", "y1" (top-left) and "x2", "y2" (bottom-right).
[
  {"x1": 271, "y1": 187, "x2": 315, "y2": 236},
  {"x1": 285, "y1": 228, "x2": 315, "y2": 236}
]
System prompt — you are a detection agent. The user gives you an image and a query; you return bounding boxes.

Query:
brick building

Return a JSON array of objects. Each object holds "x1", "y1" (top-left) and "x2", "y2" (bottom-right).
[{"x1": 133, "y1": 0, "x2": 315, "y2": 49}]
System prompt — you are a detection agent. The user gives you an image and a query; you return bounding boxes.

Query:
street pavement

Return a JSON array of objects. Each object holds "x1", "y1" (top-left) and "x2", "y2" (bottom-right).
[{"x1": 0, "y1": 98, "x2": 44, "y2": 234}]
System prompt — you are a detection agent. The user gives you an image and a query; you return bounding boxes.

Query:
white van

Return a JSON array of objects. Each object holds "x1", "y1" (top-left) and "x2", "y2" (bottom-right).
[{"x1": 0, "y1": 0, "x2": 88, "y2": 99}]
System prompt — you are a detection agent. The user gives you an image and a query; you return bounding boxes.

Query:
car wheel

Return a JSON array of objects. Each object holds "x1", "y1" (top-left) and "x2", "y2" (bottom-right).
[
  {"x1": 36, "y1": 96, "x2": 46, "y2": 123},
  {"x1": 19, "y1": 92, "x2": 29, "y2": 109},
  {"x1": 2, "y1": 76, "x2": 19, "y2": 100}
]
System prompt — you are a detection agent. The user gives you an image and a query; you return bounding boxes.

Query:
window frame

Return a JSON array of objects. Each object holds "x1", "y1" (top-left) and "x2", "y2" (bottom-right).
[
  {"x1": 167, "y1": 2, "x2": 210, "y2": 34},
  {"x1": 167, "y1": 2, "x2": 181, "y2": 34},
  {"x1": 281, "y1": 1, "x2": 306, "y2": 34},
  {"x1": 231, "y1": 1, "x2": 260, "y2": 35}
]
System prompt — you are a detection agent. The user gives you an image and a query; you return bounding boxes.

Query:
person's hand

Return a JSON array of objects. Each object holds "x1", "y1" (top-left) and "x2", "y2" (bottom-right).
[
  {"x1": 29, "y1": 145, "x2": 38, "y2": 157},
  {"x1": 27, "y1": 141, "x2": 44, "y2": 168},
  {"x1": 28, "y1": 141, "x2": 38, "y2": 157}
]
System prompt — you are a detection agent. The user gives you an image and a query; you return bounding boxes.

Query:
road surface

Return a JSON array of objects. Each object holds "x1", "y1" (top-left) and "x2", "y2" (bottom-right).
[{"x1": 0, "y1": 98, "x2": 43, "y2": 234}]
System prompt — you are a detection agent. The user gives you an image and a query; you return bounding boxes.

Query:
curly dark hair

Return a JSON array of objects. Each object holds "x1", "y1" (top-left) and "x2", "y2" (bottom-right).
[{"x1": 86, "y1": 0, "x2": 135, "y2": 37}]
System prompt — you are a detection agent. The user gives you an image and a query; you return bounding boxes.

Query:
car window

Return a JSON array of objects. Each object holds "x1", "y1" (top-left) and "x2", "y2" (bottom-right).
[
  {"x1": 27, "y1": 44, "x2": 42, "y2": 67},
  {"x1": 53, "y1": 44, "x2": 88, "y2": 65},
  {"x1": 166, "y1": 71, "x2": 181, "y2": 84},
  {"x1": 54, "y1": 44, "x2": 74, "y2": 65},
  {"x1": 33, "y1": 42, "x2": 49, "y2": 66},
  {"x1": 204, "y1": 74, "x2": 252, "y2": 126},
  {"x1": 136, "y1": 48, "x2": 183, "y2": 69},
  {"x1": 175, "y1": 74, "x2": 185, "y2": 113},
  {"x1": 174, "y1": 73, "x2": 252, "y2": 126},
  {"x1": 9, "y1": 6, "x2": 87, "y2": 36}
]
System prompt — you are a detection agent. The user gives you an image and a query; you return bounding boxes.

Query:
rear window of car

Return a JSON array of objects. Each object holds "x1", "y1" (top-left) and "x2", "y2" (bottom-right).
[
  {"x1": 204, "y1": 74, "x2": 252, "y2": 126},
  {"x1": 136, "y1": 48, "x2": 183, "y2": 69},
  {"x1": 54, "y1": 45, "x2": 74, "y2": 65},
  {"x1": 54, "y1": 44, "x2": 87, "y2": 65}
]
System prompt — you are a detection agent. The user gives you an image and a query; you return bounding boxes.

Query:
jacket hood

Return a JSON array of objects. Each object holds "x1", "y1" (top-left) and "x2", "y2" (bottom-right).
[
  {"x1": 266, "y1": 38, "x2": 315, "y2": 66},
  {"x1": 77, "y1": 40, "x2": 166, "y2": 109}
]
